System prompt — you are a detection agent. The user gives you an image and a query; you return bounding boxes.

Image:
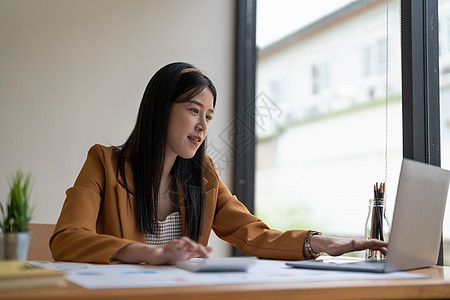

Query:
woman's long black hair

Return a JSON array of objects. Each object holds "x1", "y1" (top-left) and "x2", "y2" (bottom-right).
[{"x1": 114, "y1": 62, "x2": 217, "y2": 241}]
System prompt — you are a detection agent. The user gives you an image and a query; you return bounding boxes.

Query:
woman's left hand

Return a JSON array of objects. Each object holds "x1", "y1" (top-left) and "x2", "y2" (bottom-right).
[{"x1": 310, "y1": 235, "x2": 388, "y2": 257}]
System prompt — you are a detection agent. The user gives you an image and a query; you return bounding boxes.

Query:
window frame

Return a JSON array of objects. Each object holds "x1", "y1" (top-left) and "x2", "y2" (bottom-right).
[{"x1": 400, "y1": 0, "x2": 443, "y2": 265}]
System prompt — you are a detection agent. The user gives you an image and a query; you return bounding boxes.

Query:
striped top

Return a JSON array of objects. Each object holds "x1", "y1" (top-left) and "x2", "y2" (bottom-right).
[{"x1": 144, "y1": 211, "x2": 183, "y2": 246}]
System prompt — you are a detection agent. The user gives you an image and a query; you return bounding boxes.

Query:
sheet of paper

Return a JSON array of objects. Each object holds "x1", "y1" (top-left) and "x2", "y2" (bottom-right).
[{"x1": 29, "y1": 259, "x2": 426, "y2": 290}]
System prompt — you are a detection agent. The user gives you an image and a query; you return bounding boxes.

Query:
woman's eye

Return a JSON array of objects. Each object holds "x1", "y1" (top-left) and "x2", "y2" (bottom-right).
[
  {"x1": 190, "y1": 108, "x2": 199, "y2": 114},
  {"x1": 206, "y1": 115, "x2": 213, "y2": 121}
]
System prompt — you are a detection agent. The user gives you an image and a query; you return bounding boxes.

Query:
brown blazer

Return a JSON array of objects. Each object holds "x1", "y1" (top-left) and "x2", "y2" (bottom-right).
[{"x1": 50, "y1": 144, "x2": 308, "y2": 263}]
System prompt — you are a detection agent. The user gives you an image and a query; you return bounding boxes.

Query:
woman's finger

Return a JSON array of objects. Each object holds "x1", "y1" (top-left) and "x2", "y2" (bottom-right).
[
  {"x1": 159, "y1": 238, "x2": 212, "y2": 263},
  {"x1": 195, "y1": 244, "x2": 211, "y2": 258}
]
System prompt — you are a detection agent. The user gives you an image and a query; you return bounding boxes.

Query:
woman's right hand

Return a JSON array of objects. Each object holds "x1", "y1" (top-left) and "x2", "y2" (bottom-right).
[
  {"x1": 310, "y1": 235, "x2": 388, "y2": 257},
  {"x1": 111, "y1": 237, "x2": 213, "y2": 265}
]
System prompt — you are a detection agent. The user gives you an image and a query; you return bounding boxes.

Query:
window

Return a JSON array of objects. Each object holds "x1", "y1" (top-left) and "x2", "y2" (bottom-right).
[
  {"x1": 255, "y1": 0, "x2": 402, "y2": 251},
  {"x1": 374, "y1": 38, "x2": 386, "y2": 75},
  {"x1": 362, "y1": 46, "x2": 371, "y2": 77},
  {"x1": 447, "y1": 15, "x2": 450, "y2": 53},
  {"x1": 312, "y1": 62, "x2": 329, "y2": 94},
  {"x1": 236, "y1": 0, "x2": 446, "y2": 264},
  {"x1": 361, "y1": 38, "x2": 386, "y2": 77}
]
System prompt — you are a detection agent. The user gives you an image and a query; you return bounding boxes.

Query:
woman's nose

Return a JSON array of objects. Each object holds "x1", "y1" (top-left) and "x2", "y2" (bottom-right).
[{"x1": 196, "y1": 116, "x2": 208, "y2": 132}]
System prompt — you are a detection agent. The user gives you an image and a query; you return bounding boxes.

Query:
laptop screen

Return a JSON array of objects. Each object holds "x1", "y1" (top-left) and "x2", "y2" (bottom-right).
[{"x1": 385, "y1": 159, "x2": 450, "y2": 271}]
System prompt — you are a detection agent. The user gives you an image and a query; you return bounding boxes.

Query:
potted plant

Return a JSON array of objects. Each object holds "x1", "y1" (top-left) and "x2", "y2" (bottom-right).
[{"x1": 0, "y1": 169, "x2": 34, "y2": 260}]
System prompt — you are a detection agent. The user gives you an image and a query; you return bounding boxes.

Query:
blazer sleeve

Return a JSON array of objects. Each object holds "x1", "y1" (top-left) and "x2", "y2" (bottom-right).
[
  {"x1": 49, "y1": 145, "x2": 136, "y2": 263},
  {"x1": 206, "y1": 157, "x2": 309, "y2": 260}
]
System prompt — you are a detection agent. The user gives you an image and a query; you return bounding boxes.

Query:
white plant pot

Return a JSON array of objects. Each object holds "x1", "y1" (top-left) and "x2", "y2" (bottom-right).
[{"x1": 3, "y1": 232, "x2": 31, "y2": 261}]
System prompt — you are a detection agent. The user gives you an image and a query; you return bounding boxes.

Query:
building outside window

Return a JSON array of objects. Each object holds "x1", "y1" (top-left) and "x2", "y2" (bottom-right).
[
  {"x1": 256, "y1": 0, "x2": 403, "y2": 257},
  {"x1": 255, "y1": 0, "x2": 449, "y2": 264}
]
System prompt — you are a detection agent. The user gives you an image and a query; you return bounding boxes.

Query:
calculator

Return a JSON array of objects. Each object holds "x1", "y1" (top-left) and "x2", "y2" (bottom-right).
[{"x1": 176, "y1": 257, "x2": 257, "y2": 272}]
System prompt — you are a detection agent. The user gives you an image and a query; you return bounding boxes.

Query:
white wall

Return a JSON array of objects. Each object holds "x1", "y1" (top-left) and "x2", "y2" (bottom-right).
[{"x1": 0, "y1": 0, "x2": 235, "y2": 256}]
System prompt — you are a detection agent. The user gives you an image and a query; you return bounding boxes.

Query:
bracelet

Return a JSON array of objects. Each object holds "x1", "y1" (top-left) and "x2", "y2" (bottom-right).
[{"x1": 304, "y1": 231, "x2": 323, "y2": 259}]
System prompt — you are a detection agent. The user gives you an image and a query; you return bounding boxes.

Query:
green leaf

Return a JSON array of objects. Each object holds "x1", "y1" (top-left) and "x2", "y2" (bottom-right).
[{"x1": 2, "y1": 169, "x2": 34, "y2": 232}]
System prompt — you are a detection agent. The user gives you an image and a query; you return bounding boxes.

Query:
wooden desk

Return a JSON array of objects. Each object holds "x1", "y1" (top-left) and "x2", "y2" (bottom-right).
[{"x1": 2, "y1": 266, "x2": 450, "y2": 300}]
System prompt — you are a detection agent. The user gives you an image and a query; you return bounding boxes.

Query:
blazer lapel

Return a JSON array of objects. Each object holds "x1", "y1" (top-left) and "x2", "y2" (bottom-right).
[
  {"x1": 198, "y1": 188, "x2": 216, "y2": 245},
  {"x1": 115, "y1": 185, "x2": 145, "y2": 242}
]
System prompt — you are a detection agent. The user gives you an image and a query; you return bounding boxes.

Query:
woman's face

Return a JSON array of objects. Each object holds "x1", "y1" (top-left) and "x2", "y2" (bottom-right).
[{"x1": 166, "y1": 87, "x2": 214, "y2": 160}]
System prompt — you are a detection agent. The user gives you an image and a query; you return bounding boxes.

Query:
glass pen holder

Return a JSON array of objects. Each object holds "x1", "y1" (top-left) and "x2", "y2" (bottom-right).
[{"x1": 364, "y1": 198, "x2": 390, "y2": 260}]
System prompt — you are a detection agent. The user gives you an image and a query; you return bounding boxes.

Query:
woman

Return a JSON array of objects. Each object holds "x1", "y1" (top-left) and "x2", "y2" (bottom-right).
[{"x1": 50, "y1": 62, "x2": 387, "y2": 265}]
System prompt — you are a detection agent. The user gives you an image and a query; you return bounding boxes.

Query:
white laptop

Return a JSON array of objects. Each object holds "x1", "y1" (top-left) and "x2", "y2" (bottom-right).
[{"x1": 286, "y1": 158, "x2": 450, "y2": 273}]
